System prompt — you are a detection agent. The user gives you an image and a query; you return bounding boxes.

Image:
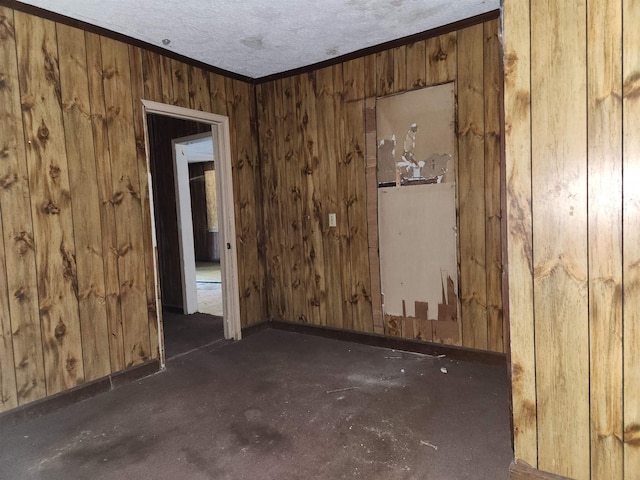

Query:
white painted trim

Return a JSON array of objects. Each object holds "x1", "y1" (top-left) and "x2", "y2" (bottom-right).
[
  {"x1": 172, "y1": 140, "x2": 200, "y2": 315},
  {"x1": 141, "y1": 101, "x2": 242, "y2": 362}
]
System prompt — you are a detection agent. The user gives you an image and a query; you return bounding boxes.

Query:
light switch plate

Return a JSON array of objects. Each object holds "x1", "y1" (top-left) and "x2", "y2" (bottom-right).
[{"x1": 328, "y1": 213, "x2": 337, "y2": 227}]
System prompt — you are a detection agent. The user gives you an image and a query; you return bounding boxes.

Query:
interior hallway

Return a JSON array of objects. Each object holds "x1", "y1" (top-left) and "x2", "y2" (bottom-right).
[
  {"x1": 196, "y1": 262, "x2": 223, "y2": 317},
  {"x1": 0, "y1": 329, "x2": 511, "y2": 480}
]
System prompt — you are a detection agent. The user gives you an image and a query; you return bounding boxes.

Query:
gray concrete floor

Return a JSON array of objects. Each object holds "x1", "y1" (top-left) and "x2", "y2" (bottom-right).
[{"x1": 0, "y1": 328, "x2": 512, "y2": 480}]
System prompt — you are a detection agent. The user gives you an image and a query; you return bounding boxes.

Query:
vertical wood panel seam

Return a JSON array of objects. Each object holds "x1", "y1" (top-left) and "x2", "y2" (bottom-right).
[
  {"x1": 13, "y1": 12, "x2": 47, "y2": 396},
  {"x1": 54, "y1": 22, "x2": 87, "y2": 385},
  {"x1": 0, "y1": 212, "x2": 18, "y2": 408},
  {"x1": 528, "y1": 0, "x2": 539, "y2": 466}
]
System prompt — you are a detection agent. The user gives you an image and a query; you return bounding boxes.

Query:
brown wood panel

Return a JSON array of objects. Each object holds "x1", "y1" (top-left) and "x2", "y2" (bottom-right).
[
  {"x1": 344, "y1": 98, "x2": 372, "y2": 333},
  {"x1": 342, "y1": 57, "x2": 365, "y2": 102},
  {"x1": 208, "y1": 73, "x2": 228, "y2": 115},
  {"x1": 405, "y1": 40, "x2": 426, "y2": 89},
  {"x1": 483, "y1": 19, "x2": 503, "y2": 353},
  {"x1": 296, "y1": 73, "x2": 326, "y2": 326},
  {"x1": 229, "y1": 79, "x2": 263, "y2": 324},
  {"x1": 364, "y1": 97, "x2": 384, "y2": 335},
  {"x1": 141, "y1": 50, "x2": 163, "y2": 102},
  {"x1": 129, "y1": 44, "x2": 159, "y2": 359},
  {"x1": 256, "y1": 82, "x2": 285, "y2": 320},
  {"x1": 170, "y1": 58, "x2": 189, "y2": 108},
  {"x1": 271, "y1": 78, "x2": 295, "y2": 322},
  {"x1": 426, "y1": 32, "x2": 457, "y2": 86},
  {"x1": 363, "y1": 54, "x2": 376, "y2": 99},
  {"x1": 502, "y1": 0, "x2": 537, "y2": 466},
  {"x1": 0, "y1": 209, "x2": 18, "y2": 412},
  {"x1": 159, "y1": 55, "x2": 173, "y2": 105},
  {"x1": 247, "y1": 81, "x2": 268, "y2": 322},
  {"x1": 0, "y1": 6, "x2": 47, "y2": 406},
  {"x1": 57, "y1": 24, "x2": 111, "y2": 381},
  {"x1": 392, "y1": 45, "x2": 407, "y2": 93},
  {"x1": 587, "y1": 0, "x2": 624, "y2": 478},
  {"x1": 85, "y1": 31, "x2": 125, "y2": 372},
  {"x1": 623, "y1": 0, "x2": 640, "y2": 474},
  {"x1": 280, "y1": 76, "x2": 308, "y2": 324},
  {"x1": 100, "y1": 36, "x2": 150, "y2": 368},
  {"x1": 376, "y1": 49, "x2": 393, "y2": 97},
  {"x1": 457, "y1": 24, "x2": 487, "y2": 350},
  {"x1": 188, "y1": 65, "x2": 212, "y2": 112},
  {"x1": 315, "y1": 67, "x2": 344, "y2": 328},
  {"x1": 332, "y1": 65, "x2": 354, "y2": 331},
  {"x1": 15, "y1": 11, "x2": 85, "y2": 394},
  {"x1": 531, "y1": 1, "x2": 590, "y2": 477}
]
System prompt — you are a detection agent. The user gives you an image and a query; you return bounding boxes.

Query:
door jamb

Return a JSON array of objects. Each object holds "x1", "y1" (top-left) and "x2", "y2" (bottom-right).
[{"x1": 142, "y1": 100, "x2": 242, "y2": 367}]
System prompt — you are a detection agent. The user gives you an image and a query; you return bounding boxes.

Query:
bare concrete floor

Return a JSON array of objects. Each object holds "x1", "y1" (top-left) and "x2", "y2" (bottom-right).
[{"x1": 0, "y1": 329, "x2": 512, "y2": 480}]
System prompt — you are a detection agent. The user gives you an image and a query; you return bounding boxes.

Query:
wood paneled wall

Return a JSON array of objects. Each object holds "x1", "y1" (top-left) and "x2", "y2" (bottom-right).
[
  {"x1": 256, "y1": 17, "x2": 503, "y2": 352},
  {"x1": 504, "y1": 0, "x2": 638, "y2": 478},
  {"x1": 0, "y1": 6, "x2": 265, "y2": 413}
]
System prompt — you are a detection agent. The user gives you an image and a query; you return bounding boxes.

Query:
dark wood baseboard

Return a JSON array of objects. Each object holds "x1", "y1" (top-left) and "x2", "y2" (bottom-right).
[
  {"x1": 510, "y1": 460, "x2": 573, "y2": 480},
  {"x1": 268, "y1": 320, "x2": 507, "y2": 366},
  {"x1": 241, "y1": 320, "x2": 271, "y2": 338},
  {"x1": 0, "y1": 359, "x2": 160, "y2": 426}
]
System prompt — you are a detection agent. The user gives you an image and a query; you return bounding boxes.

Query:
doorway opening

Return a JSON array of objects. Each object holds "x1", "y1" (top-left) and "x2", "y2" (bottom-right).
[
  {"x1": 142, "y1": 101, "x2": 241, "y2": 365},
  {"x1": 172, "y1": 132, "x2": 223, "y2": 318}
]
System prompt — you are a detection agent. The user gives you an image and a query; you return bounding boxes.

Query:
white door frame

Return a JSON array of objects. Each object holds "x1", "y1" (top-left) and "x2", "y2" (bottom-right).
[
  {"x1": 172, "y1": 132, "x2": 215, "y2": 316},
  {"x1": 142, "y1": 100, "x2": 242, "y2": 364}
]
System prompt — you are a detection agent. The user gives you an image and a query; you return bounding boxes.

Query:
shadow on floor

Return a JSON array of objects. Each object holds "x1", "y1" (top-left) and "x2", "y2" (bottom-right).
[{"x1": 162, "y1": 311, "x2": 225, "y2": 359}]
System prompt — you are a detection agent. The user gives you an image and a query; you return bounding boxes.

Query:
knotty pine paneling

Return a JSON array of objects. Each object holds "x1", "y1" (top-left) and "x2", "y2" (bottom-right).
[
  {"x1": 623, "y1": 0, "x2": 640, "y2": 477},
  {"x1": 0, "y1": 5, "x2": 264, "y2": 413},
  {"x1": 257, "y1": 17, "x2": 503, "y2": 352},
  {"x1": 0, "y1": 6, "x2": 47, "y2": 409},
  {"x1": 504, "y1": 0, "x2": 638, "y2": 478}
]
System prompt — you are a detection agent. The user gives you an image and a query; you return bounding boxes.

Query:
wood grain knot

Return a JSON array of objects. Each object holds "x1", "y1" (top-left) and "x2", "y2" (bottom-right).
[
  {"x1": 625, "y1": 424, "x2": 640, "y2": 446},
  {"x1": 14, "y1": 231, "x2": 34, "y2": 254},
  {"x1": 43, "y1": 200, "x2": 60, "y2": 215},
  {"x1": 0, "y1": 15, "x2": 13, "y2": 41},
  {"x1": 242, "y1": 288, "x2": 251, "y2": 298},
  {"x1": 126, "y1": 182, "x2": 141, "y2": 199},
  {"x1": 302, "y1": 112, "x2": 309, "y2": 125},
  {"x1": 292, "y1": 279, "x2": 301, "y2": 289},
  {"x1": 49, "y1": 164, "x2": 61, "y2": 179},
  {"x1": 14, "y1": 285, "x2": 28, "y2": 302},
  {"x1": 54, "y1": 322, "x2": 66, "y2": 339},
  {"x1": 0, "y1": 74, "x2": 6, "y2": 90},
  {"x1": 503, "y1": 52, "x2": 518, "y2": 77},
  {"x1": 624, "y1": 72, "x2": 640, "y2": 99},
  {"x1": 101, "y1": 68, "x2": 116, "y2": 80},
  {"x1": 345, "y1": 152, "x2": 354, "y2": 165},
  {"x1": 310, "y1": 298, "x2": 320, "y2": 307},
  {"x1": 0, "y1": 172, "x2": 18, "y2": 189},
  {"x1": 65, "y1": 357, "x2": 78, "y2": 374},
  {"x1": 37, "y1": 123, "x2": 50, "y2": 141},
  {"x1": 114, "y1": 243, "x2": 133, "y2": 257},
  {"x1": 109, "y1": 191, "x2": 125, "y2": 205},
  {"x1": 303, "y1": 165, "x2": 313, "y2": 175}
]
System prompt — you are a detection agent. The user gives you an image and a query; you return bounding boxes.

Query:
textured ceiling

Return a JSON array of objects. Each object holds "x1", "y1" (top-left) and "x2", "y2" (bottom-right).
[{"x1": 18, "y1": 0, "x2": 500, "y2": 79}]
